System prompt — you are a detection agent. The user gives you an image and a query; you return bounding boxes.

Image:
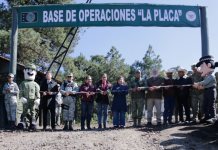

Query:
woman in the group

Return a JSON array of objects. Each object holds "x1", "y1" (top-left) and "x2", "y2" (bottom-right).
[
  {"x1": 95, "y1": 73, "x2": 111, "y2": 129},
  {"x1": 111, "y1": 76, "x2": 129, "y2": 128},
  {"x1": 79, "y1": 75, "x2": 95, "y2": 130}
]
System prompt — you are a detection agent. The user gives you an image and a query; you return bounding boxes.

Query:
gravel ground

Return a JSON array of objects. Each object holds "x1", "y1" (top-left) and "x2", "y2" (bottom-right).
[{"x1": 0, "y1": 122, "x2": 218, "y2": 150}]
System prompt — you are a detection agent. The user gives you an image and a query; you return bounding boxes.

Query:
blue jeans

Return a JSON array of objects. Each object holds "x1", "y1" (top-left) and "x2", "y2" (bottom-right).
[
  {"x1": 81, "y1": 101, "x2": 93, "y2": 128},
  {"x1": 163, "y1": 96, "x2": 175, "y2": 123},
  {"x1": 97, "y1": 103, "x2": 108, "y2": 125},
  {"x1": 113, "y1": 111, "x2": 125, "y2": 126}
]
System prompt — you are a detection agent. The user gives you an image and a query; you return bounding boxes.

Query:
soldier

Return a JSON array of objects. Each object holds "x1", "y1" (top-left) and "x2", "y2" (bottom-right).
[
  {"x1": 146, "y1": 68, "x2": 164, "y2": 126},
  {"x1": 190, "y1": 64, "x2": 204, "y2": 123},
  {"x1": 2, "y1": 73, "x2": 19, "y2": 129},
  {"x1": 19, "y1": 64, "x2": 40, "y2": 130},
  {"x1": 60, "y1": 73, "x2": 78, "y2": 131},
  {"x1": 215, "y1": 72, "x2": 218, "y2": 113},
  {"x1": 129, "y1": 70, "x2": 146, "y2": 127},
  {"x1": 40, "y1": 71, "x2": 58, "y2": 131}
]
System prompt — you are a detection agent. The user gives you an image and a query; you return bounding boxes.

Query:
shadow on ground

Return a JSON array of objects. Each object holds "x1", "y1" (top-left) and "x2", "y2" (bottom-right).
[
  {"x1": 161, "y1": 123, "x2": 218, "y2": 150},
  {"x1": 135, "y1": 122, "x2": 218, "y2": 150}
]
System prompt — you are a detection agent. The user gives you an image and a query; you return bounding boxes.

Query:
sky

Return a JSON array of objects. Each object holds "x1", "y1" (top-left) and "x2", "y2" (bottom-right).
[
  {"x1": 1, "y1": 0, "x2": 218, "y2": 72},
  {"x1": 72, "y1": 0, "x2": 218, "y2": 71}
]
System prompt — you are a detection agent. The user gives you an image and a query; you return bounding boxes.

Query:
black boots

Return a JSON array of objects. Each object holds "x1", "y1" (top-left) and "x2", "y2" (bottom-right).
[
  {"x1": 133, "y1": 119, "x2": 137, "y2": 127},
  {"x1": 63, "y1": 121, "x2": 73, "y2": 131},
  {"x1": 87, "y1": 120, "x2": 91, "y2": 130},
  {"x1": 133, "y1": 118, "x2": 142, "y2": 127},
  {"x1": 69, "y1": 121, "x2": 73, "y2": 131},
  {"x1": 98, "y1": 123, "x2": 106, "y2": 129},
  {"x1": 98, "y1": 124, "x2": 102, "y2": 129},
  {"x1": 138, "y1": 119, "x2": 141, "y2": 127},
  {"x1": 8, "y1": 121, "x2": 16, "y2": 130},
  {"x1": 63, "y1": 121, "x2": 68, "y2": 131},
  {"x1": 103, "y1": 123, "x2": 106, "y2": 129}
]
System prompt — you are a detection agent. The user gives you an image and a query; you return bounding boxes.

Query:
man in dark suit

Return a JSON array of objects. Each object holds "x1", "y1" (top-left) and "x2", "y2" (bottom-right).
[{"x1": 40, "y1": 71, "x2": 58, "y2": 131}]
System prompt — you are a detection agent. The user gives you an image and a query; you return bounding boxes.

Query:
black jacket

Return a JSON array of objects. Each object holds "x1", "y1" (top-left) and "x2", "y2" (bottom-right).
[
  {"x1": 175, "y1": 76, "x2": 192, "y2": 98},
  {"x1": 40, "y1": 79, "x2": 58, "y2": 109},
  {"x1": 95, "y1": 80, "x2": 111, "y2": 105}
]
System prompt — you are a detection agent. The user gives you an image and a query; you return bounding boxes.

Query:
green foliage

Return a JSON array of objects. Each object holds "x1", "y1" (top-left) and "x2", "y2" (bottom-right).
[
  {"x1": 143, "y1": 45, "x2": 162, "y2": 75},
  {"x1": 0, "y1": 30, "x2": 10, "y2": 53},
  {"x1": 0, "y1": 0, "x2": 75, "y2": 71},
  {"x1": 17, "y1": 29, "x2": 53, "y2": 67},
  {"x1": 61, "y1": 46, "x2": 130, "y2": 85},
  {"x1": 0, "y1": 2, "x2": 11, "y2": 30},
  {"x1": 130, "y1": 45, "x2": 162, "y2": 79},
  {"x1": 88, "y1": 46, "x2": 130, "y2": 84}
]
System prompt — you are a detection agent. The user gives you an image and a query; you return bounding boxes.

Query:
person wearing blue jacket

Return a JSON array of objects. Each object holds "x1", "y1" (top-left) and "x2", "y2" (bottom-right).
[{"x1": 111, "y1": 76, "x2": 129, "y2": 128}]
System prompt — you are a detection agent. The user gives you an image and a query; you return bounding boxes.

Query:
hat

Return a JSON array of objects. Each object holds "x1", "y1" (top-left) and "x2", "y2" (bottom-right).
[
  {"x1": 191, "y1": 64, "x2": 196, "y2": 68},
  {"x1": 25, "y1": 63, "x2": 36, "y2": 70},
  {"x1": 166, "y1": 69, "x2": 173, "y2": 73},
  {"x1": 8, "y1": 73, "x2": 14, "y2": 78},
  {"x1": 135, "y1": 69, "x2": 141, "y2": 73},
  {"x1": 187, "y1": 71, "x2": 193, "y2": 76},
  {"x1": 178, "y1": 67, "x2": 187, "y2": 72},
  {"x1": 67, "y1": 73, "x2": 73, "y2": 77},
  {"x1": 196, "y1": 55, "x2": 214, "y2": 67}
]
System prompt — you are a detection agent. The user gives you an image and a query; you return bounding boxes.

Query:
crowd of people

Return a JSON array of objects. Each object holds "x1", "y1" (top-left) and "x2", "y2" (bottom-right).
[{"x1": 2, "y1": 55, "x2": 218, "y2": 131}]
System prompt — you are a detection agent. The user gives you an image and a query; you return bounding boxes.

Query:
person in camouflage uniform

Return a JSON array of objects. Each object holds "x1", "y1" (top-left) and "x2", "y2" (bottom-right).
[
  {"x1": 129, "y1": 70, "x2": 146, "y2": 127},
  {"x1": 60, "y1": 73, "x2": 78, "y2": 131},
  {"x1": 190, "y1": 64, "x2": 204, "y2": 123},
  {"x1": 2, "y1": 73, "x2": 19, "y2": 129},
  {"x1": 19, "y1": 64, "x2": 40, "y2": 130},
  {"x1": 215, "y1": 72, "x2": 218, "y2": 113}
]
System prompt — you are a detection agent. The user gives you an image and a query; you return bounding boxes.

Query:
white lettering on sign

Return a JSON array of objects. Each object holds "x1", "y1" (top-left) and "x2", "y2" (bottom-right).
[
  {"x1": 66, "y1": 10, "x2": 76, "y2": 22},
  {"x1": 139, "y1": 9, "x2": 152, "y2": 21},
  {"x1": 79, "y1": 10, "x2": 85, "y2": 21},
  {"x1": 43, "y1": 10, "x2": 63, "y2": 23},
  {"x1": 153, "y1": 9, "x2": 181, "y2": 22},
  {"x1": 78, "y1": 9, "x2": 136, "y2": 22},
  {"x1": 41, "y1": 8, "x2": 184, "y2": 24}
]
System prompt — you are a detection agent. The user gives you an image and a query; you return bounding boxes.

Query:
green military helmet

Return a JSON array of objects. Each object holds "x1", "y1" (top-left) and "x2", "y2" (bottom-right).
[
  {"x1": 215, "y1": 72, "x2": 218, "y2": 78},
  {"x1": 25, "y1": 63, "x2": 36, "y2": 70},
  {"x1": 191, "y1": 64, "x2": 196, "y2": 70}
]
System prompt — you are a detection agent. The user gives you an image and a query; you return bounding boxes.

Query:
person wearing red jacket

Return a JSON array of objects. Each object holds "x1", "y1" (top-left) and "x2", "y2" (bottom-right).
[{"x1": 79, "y1": 75, "x2": 96, "y2": 130}]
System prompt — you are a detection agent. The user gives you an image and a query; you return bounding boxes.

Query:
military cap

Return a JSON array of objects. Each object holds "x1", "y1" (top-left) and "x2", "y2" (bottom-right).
[
  {"x1": 25, "y1": 63, "x2": 36, "y2": 70},
  {"x1": 67, "y1": 73, "x2": 73, "y2": 77},
  {"x1": 191, "y1": 64, "x2": 196, "y2": 68},
  {"x1": 8, "y1": 73, "x2": 14, "y2": 78},
  {"x1": 135, "y1": 69, "x2": 141, "y2": 73}
]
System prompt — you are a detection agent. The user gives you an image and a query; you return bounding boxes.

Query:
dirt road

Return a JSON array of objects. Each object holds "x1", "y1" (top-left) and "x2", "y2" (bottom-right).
[{"x1": 0, "y1": 123, "x2": 217, "y2": 150}]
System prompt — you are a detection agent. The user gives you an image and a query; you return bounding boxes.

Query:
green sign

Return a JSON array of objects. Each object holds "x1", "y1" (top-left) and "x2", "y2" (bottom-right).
[{"x1": 17, "y1": 4, "x2": 200, "y2": 28}]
